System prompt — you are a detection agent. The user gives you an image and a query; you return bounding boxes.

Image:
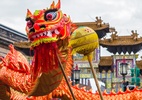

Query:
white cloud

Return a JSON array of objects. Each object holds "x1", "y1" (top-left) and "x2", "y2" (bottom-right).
[{"x1": 1, "y1": 0, "x2": 142, "y2": 34}]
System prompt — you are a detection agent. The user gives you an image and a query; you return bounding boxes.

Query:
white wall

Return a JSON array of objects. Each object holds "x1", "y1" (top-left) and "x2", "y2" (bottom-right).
[{"x1": 89, "y1": 78, "x2": 105, "y2": 93}]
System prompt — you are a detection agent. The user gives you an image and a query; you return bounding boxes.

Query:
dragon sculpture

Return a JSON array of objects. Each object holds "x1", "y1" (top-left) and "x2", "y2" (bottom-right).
[{"x1": 0, "y1": 0, "x2": 142, "y2": 100}]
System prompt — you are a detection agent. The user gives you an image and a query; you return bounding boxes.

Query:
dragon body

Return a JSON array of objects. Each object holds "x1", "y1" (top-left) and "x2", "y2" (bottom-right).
[{"x1": 0, "y1": 0, "x2": 142, "y2": 100}]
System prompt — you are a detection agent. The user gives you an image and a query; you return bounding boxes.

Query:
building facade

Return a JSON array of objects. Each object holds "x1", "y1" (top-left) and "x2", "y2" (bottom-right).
[
  {"x1": 0, "y1": 24, "x2": 28, "y2": 57},
  {"x1": 99, "y1": 30, "x2": 142, "y2": 92}
]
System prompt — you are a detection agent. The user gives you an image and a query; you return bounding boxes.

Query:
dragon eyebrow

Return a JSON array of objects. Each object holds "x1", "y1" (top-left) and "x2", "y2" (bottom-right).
[
  {"x1": 25, "y1": 17, "x2": 32, "y2": 21},
  {"x1": 45, "y1": 9, "x2": 58, "y2": 14}
]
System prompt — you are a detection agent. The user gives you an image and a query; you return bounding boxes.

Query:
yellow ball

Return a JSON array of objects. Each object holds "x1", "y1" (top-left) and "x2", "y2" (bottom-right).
[{"x1": 69, "y1": 26, "x2": 99, "y2": 55}]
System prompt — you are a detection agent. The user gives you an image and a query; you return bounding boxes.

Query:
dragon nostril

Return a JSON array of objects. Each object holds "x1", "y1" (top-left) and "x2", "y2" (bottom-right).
[
  {"x1": 40, "y1": 25, "x2": 46, "y2": 28},
  {"x1": 33, "y1": 23, "x2": 40, "y2": 30},
  {"x1": 29, "y1": 28, "x2": 35, "y2": 33}
]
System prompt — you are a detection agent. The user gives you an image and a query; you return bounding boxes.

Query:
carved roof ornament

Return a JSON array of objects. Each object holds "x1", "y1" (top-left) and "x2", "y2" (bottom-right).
[
  {"x1": 110, "y1": 31, "x2": 118, "y2": 42},
  {"x1": 73, "y1": 16, "x2": 109, "y2": 31},
  {"x1": 109, "y1": 27, "x2": 116, "y2": 33},
  {"x1": 131, "y1": 30, "x2": 139, "y2": 41},
  {"x1": 95, "y1": 17, "x2": 103, "y2": 27}
]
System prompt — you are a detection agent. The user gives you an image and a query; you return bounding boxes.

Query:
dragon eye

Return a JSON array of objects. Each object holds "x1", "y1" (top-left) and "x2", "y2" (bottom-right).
[
  {"x1": 27, "y1": 20, "x2": 33, "y2": 28},
  {"x1": 44, "y1": 12, "x2": 57, "y2": 21},
  {"x1": 46, "y1": 13, "x2": 53, "y2": 20}
]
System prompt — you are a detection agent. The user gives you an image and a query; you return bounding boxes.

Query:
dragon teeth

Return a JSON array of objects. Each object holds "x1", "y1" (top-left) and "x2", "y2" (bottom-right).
[
  {"x1": 31, "y1": 29, "x2": 60, "y2": 39},
  {"x1": 55, "y1": 29, "x2": 60, "y2": 34},
  {"x1": 47, "y1": 31, "x2": 52, "y2": 37},
  {"x1": 43, "y1": 32, "x2": 46, "y2": 36},
  {"x1": 40, "y1": 33, "x2": 43, "y2": 36}
]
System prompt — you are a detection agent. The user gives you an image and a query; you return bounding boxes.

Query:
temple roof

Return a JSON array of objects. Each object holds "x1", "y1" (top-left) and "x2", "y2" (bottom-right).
[
  {"x1": 13, "y1": 41, "x2": 34, "y2": 56},
  {"x1": 99, "y1": 56, "x2": 142, "y2": 69},
  {"x1": 74, "y1": 17, "x2": 110, "y2": 38},
  {"x1": 100, "y1": 30, "x2": 142, "y2": 54},
  {"x1": 100, "y1": 31, "x2": 142, "y2": 46},
  {"x1": 14, "y1": 41, "x2": 31, "y2": 48},
  {"x1": 99, "y1": 56, "x2": 113, "y2": 66}
]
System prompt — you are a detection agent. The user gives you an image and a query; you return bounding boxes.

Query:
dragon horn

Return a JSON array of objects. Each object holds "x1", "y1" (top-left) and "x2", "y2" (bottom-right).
[
  {"x1": 55, "y1": 0, "x2": 61, "y2": 9},
  {"x1": 26, "y1": 9, "x2": 32, "y2": 18},
  {"x1": 50, "y1": 1, "x2": 55, "y2": 9}
]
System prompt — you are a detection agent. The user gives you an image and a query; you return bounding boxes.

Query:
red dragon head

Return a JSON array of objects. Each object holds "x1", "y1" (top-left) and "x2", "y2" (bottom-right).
[
  {"x1": 24, "y1": 0, "x2": 72, "y2": 96},
  {"x1": 25, "y1": 0, "x2": 71, "y2": 48},
  {"x1": 25, "y1": 0, "x2": 72, "y2": 82}
]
